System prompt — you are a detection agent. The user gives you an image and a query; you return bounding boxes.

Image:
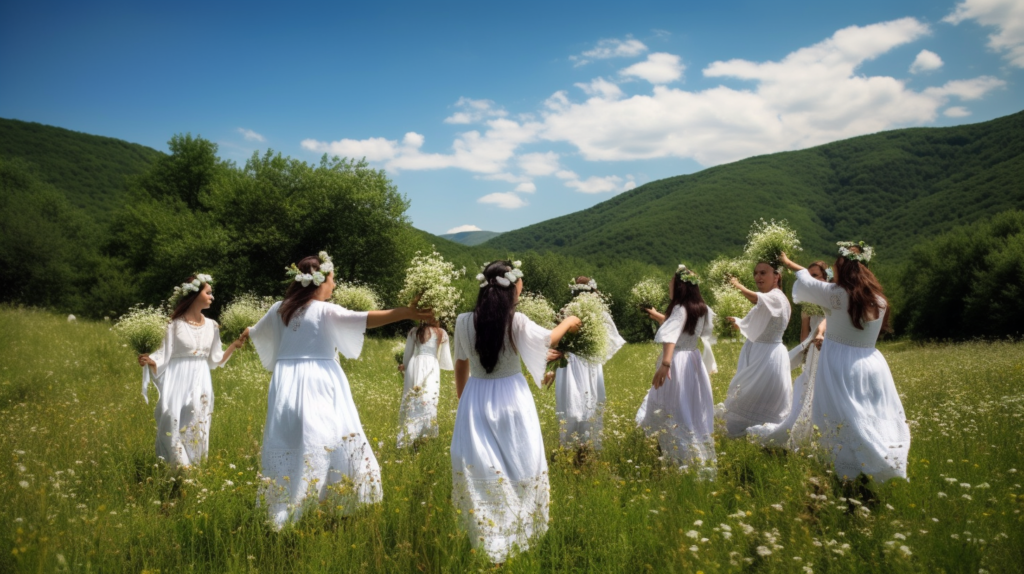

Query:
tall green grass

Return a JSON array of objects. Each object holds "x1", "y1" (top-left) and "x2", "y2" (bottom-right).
[{"x1": 1, "y1": 307, "x2": 1021, "y2": 572}]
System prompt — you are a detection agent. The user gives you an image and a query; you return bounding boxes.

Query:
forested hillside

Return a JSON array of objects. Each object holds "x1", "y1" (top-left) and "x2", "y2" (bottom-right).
[
  {"x1": 439, "y1": 230, "x2": 503, "y2": 246},
  {"x1": 485, "y1": 111, "x2": 1024, "y2": 264}
]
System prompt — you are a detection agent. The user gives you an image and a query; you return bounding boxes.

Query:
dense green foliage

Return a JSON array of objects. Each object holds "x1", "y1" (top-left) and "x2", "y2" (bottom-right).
[
  {"x1": 895, "y1": 210, "x2": 1024, "y2": 340},
  {"x1": 0, "y1": 118, "x2": 163, "y2": 220},
  {"x1": 485, "y1": 111, "x2": 1024, "y2": 265},
  {"x1": 439, "y1": 230, "x2": 503, "y2": 246}
]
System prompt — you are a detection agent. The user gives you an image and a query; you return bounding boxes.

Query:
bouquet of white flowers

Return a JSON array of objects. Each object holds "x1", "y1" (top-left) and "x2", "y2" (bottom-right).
[
  {"x1": 398, "y1": 249, "x2": 465, "y2": 328},
  {"x1": 710, "y1": 285, "x2": 753, "y2": 339},
  {"x1": 628, "y1": 277, "x2": 668, "y2": 312},
  {"x1": 744, "y1": 218, "x2": 801, "y2": 268},
  {"x1": 391, "y1": 341, "x2": 406, "y2": 367},
  {"x1": 516, "y1": 292, "x2": 556, "y2": 329},
  {"x1": 556, "y1": 292, "x2": 610, "y2": 363},
  {"x1": 706, "y1": 255, "x2": 754, "y2": 288},
  {"x1": 220, "y1": 293, "x2": 276, "y2": 341},
  {"x1": 331, "y1": 281, "x2": 382, "y2": 312},
  {"x1": 114, "y1": 305, "x2": 168, "y2": 355}
]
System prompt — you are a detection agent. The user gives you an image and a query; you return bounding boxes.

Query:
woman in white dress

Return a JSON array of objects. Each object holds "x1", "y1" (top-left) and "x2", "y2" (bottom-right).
[
  {"x1": 747, "y1": 261, "x2": 829, "y2": 449},
  {"x1": 552, "y1": 276, "x2": 626, "y2": 452},
  {"x1": 451, "y1": 260, "x2": 580, "y2": 563},
  {"x1": 396, "y1": 319, "x2": 453, "y2": 448},
  {"x1": 139, "y1": 274, "x2": 246, "y2": 468},
  {"x1": 716, "y1": 262, "x2": 793, "y2": 438},
  {"x1": 243, "y1": 252, "x2": 432, "y2": 528},
  {"x1": 780, "y1": 244, "x2": 910, "y2": 482},
  {"x1": 637, "y1": 265, "x2": 719, "y2": 473}
]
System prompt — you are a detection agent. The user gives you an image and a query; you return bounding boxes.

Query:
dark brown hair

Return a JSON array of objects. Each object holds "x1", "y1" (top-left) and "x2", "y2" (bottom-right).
[
  {"x1": 571, "y1": 276, "x2": 599, "y2": 299},
  {"x1": 835, "y1": 255, "x2": 890, "y2": 331},
  {"x1": 416, "y1": 322, "x2": 445, "y2": 344},
  {"x1": 279, "y1": 256, "x2": 326, "y2": 327},
  {"x1": 474, "y1": 261, "x2": 519, "y2": 373},
  {"x1": 807, "y1": 261, "x2": 830, "y2": 281},
  {"x1": 664, "y1": 274, "x2": 708, "y2": 336},
  {"x1": 170, "y1": 276, "x2": 208, "y2": 321}
]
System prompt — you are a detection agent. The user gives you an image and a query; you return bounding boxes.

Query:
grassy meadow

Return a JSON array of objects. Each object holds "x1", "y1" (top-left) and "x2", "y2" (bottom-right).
[{"x1": 1, "y1": 307, "x2": 1022, "y2": 573}]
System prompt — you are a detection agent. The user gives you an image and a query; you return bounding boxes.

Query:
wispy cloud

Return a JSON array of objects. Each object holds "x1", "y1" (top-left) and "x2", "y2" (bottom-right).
[
  {"x1": 237, "y1": 128, "x2": 265, "y2": 142},
  {"x1": 444, "y1": 97, "x2": 508, "y2": 124},
  {"x1": 945, "y1": 0, "x2": 1024, "y2": 68},
  {"x1": 620, "y1": 53, "x2": 685, "y2": 84},
  {"x1": 571, "y1": 36, "x2": 648, "y2": 66},
  {"x1": 478, "y1": 192, "x2": 528, "y2": 209},
  {"x1": 445, "y1": 224, "x2": 482, "y2": 234},
  {"x1": 910, "y1": 49, "x2": 943, "y2": 73}
]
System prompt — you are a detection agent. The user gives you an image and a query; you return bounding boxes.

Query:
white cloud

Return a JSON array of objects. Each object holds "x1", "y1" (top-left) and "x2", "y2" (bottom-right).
[
  {"x1": 924, "y1": 76, "x2": 1006, "y2": 100},
  {"x1": 944, "y1": 106, "x2": 972, "y2": 117},
  {"x1": 517, "y1": 151, "x2": 561, "y2": 176},
  {"x1": 945, "y1": 0, "x2": 1024, "y2": 68},
  {"x1": 910, "y1": 49, "x2": 944, "y2": 73},
  {"x1": 445, "y1": 224, "x2": 482, "y2": 234},
  {"x1": 237, "y1": 128, "x2": 265, "y2": 142},
  {"x1": 385, "y1": 118, "x2": 541, "y2": 173},
  {"x1": 559, "y1": 172, "x2": 635, "y2": 194},
  {"x1": 300, "y1": 136, "x2": 398, "y2": 161},
  {"x1": 479, "y1": 172, "x2": 531, "y2": 183},
  {"x1": 620, "y1": 53, "x2": 685, "y2": 84},
  {"x1": 515, "y1": 182, "x2": 537, "y2": 193},
  {"x1": 575, "y1": 77, "x2": 625, "y2": 99},
  {"x1": 479, "y1": 192, "x2": 527, "y2": 209},
  {"x1": 444, "y1": 97, "x2": 508, "y2": 124},
  {"x1": 572, "y1": 36, "x2": 648, "y2": 66}
]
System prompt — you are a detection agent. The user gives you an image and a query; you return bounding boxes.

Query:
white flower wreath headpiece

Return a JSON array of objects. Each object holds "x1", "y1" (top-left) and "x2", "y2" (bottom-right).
[
  {"x1": 475, "y1": 260, "x2": 523, "y2": 289},
  {"x1": 676, "y1": 264, "x2": 700, "y2": 285},
  {"x1": 569, "y1": 278, "x2": 598, "y2": 292},
  {"x1": 286, "y1": 251, "x2": 335, "y2": 287},
  {"x1": 169, "y1": 273, "x2": 214, "y2": 306},
  {"x1": 837, "y1": 241, "x2": 874, "y2": 264}
]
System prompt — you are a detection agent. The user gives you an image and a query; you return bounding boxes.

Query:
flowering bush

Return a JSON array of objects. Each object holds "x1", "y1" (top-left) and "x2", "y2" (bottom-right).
[
  {"x1": 392, "y1": 341, "x2": 406, "y2": 365},
  {"x1": 331, "y1": 281, "x2": 382, "y2": 312},
  {"x1": 706, "y1": 256, "x2": 754, "y2": 288},
  {"x1": 113, "y1": 305, "x2": 167, "y2": 354},
  {"x1": 744, "y1": 218, "x2": 801, "y2": 268},
  {"x1": 557, "y1": 292, "x2": 610, "y2": 362},
  {"x1": 800, "y1": 302, "x2": 827, "y2": 318},
  {"x1": 397, "y1": 249, "x2": 465, "y2": 328},
  {"x1": 628, "y1": 278, "x2": 668, "y2": 312},
  {"x1": 516, "y1": 292, "x2": 557, "y2": 329},
  {"x1": 220, "y1": 294, "x2": 276, "y2": 341}
]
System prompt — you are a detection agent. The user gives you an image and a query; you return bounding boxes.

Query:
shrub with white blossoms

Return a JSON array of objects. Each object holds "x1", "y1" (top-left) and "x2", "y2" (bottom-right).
[
  {"x1": 331, "y1": 281, "x2": 382, "y2": 312},
  {"x1": 516, "y1": 292, "x2": 556, "y2": 329},
  {"x1": 706, "y1": 255, "x2": 754, "y2": 288},
  {"x1": 744, "y1": 218, "x2": 802, "y2": 269},
  {"x1": 628, "y1": 277, "x2": 668, "y2": 312},
  {"x1": 557, "y1": 291, "x2": 610, "y2": 362},
  {"x1": 220, "y1": 293, "x2": 276, "y2": 341},
  {"x1": 397, "y1": 249, "x2": 465, "y2": 328},
  {"x1": 710, "y1": 284, "x2": 753, "y2": 339},
  {"x1": 113, "y1": 304, "x2": 168, "y2": 355}
]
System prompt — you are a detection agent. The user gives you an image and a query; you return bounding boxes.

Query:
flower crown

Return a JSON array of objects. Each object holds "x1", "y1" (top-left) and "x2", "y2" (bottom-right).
[
  {"x1": 169, "y1": 273, "x2": 213, "y2": 306},
  {"x1": 837, "y1": 241, "x2": 874, "y2": 263},
  {"x1": 476, "y1": 260, "x2": 523, "y2": 288},
  {"x1": 285, "y1": 251, "x2": 335, "y2": 287},
  {"x1": 676, "y1": 264, "x2": 700, "y2": 285},
  {"x1": 569, "y1": 278, "x2": 598, "y2": 292}
]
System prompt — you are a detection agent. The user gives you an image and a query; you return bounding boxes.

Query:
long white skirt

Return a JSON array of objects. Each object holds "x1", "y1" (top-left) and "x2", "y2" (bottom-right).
[
  {"x1": 154, "y1": 357, "x2": 213, "y2": 468},
  {"x1": 555, "y1": 354, "x2": 606, "y2": 449},
  {"x1": 451, "y1": 373, "x2": 549, "y2": 563},
  {"x1": 260, "y1": 358, "x2": 382, "y2": 528},
  {"x1": 812, "y1": 340, "x2": 910, "y2": 482},
  {"x1": 638, "y1": 349, "x2": 716, "y2": 472},
  {"x1": 397, "y1": 355, "x2": 441, "y2": 448},
  {"x1": 747, "y1": 342, "x2": 820, "y2": 449},
  {"x1": 717, "y1": 340, "x2": 792, "y2": 438}
]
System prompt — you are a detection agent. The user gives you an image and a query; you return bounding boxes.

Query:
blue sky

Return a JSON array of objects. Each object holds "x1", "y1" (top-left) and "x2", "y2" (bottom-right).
[{"x1": 1, "y1": 0, "x2": 1021, "y2": 236}]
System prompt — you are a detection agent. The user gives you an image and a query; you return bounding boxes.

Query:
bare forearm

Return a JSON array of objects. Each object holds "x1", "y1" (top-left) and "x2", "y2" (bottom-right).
[
  {"x1": 737, "y1": 285, "x2": 759, "y2": 304},
  {"x1": 455, "y1": 360, "x2": 469, "y2": 399},
  {"x1": 661, "y1": 343, "x2": 676, "y2": 365},
  {"x1": 549, "y1": 316, "x2": 579, "y2": 348},
  {"x1": 366, "y1": 307, "x2": 415, "y2": 329}
]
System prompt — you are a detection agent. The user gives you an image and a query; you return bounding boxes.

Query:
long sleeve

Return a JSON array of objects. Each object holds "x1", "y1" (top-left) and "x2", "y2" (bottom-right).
[
  {"x1": 700, "y1": 309, "x2": 718, "y2": 375},
  {"x1": 249, "y1": 302, "x2": 283, "y2": 371},
  {"x1": 207, "y1": 322, "x2": 227, "y2": 369},
  {"x1": 143, "y1": 323, "x2": 175, "y2": 403},
  {"x1": 513, "y1": 312, "x2": 553, "y2": 387},
  {"x1": 654, "y1": 306, "x2": 686, "y2": 344},
  {"x1": 438, "y1": 332, "x2": 454, "y2": 371},
  {"x1": 323, "y1": 303, "x2": 369, "y2": 360},
  {"x1": 402, "y1": 329, "x2": 416, "y2": 368},
  {"x1": 736, "y1": 289, "x2": 789, "y2": 342},
  {"x1": 792, "y1": 269, "x2": 835, "y2": 310},
  {"x1": 454, "y1": 314, "x2": 472, "y2": 362},
  {"x1": 602, "y1": 311, "x2": 626, "y2": 363}
]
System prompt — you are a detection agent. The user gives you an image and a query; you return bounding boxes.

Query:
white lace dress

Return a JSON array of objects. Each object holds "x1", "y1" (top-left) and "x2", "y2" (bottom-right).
[
  {"x1": 637, "y1": 307, "x2": 719, "y2": 472},
  {"x1": 747, "y1": 314, "x2": 824, "y2": 449},
  {"x1": 146, "y1": 319, "x2": 226, "y2": 468},
  {"x1": 397, "y1": 328, "x2": 453, "y2": 448},
  {"x1": 793, "y1": 269, "x2": 911, "y2": 482},
  {"x1": 249, "y1": 301, "x2": 381, "y2": 528},
  {"x1": 716, "y1": 289, "x2": 793, "y2": 438},
  {"x1": 451, "y1": 312, "x2": 552, "y2": 563},
  {"x1": 554, "y1": 311, "x2": 626, "y2": 449}
]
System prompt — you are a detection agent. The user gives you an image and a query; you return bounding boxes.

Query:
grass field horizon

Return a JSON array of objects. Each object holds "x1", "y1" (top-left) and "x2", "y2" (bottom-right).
[{"x1": 2, "y1": 307, "x2": 1022, "y2": 573}]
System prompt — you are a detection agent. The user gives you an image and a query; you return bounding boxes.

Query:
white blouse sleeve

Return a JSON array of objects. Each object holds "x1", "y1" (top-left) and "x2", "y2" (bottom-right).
[
  {"x1": 402, "y1": 329, "x2": 417, "y2": 368},
  {"x1": 792, "y1": 269, "x2": 835, "y2": 309},
  {"x1": 454, "y1": 314, "x2": 472, "y2": 362},
  {"x1": 700, "y1": 309, "x2": 718, "y2": 375},
  {"x1": 602, "y1": 311, "x2": 626, "y2": 363},
  {"x1": 143, "y1": 322, "x2": 175, "y2": 403},
  {"x1": 322, "y1": 303, "x2": 368, "y2": 360},
  {"x1": 249, "y1": 302, "x2": 283, "y2": 371},
  {"x1": 438, "y1": 332, "x2": 454, "y2": 371},
  {"x1": 513, "y1": 312, "x2": 553, "y2": 387},
  {"x1": 736, "y1": 289, "x2": 788, "y2": 342},
  {"x1": 207, "y1": 321, "x2": 226, "y2": 369},
  {"x1": 655, "y1": 305, "x2": 686, "y2": 345}
]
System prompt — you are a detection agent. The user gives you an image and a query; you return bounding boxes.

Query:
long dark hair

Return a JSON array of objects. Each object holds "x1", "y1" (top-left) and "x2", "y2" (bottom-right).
[
  {"x1": 570, "y1": 275, "x2": 598, "y2": 299},
  {"x1": 170, "y1": 275, "x2": 206, "y2": 321},
  {"x1": 807, "y1": 260, "x2": 830, "y2": 281},
  {"x1": 835, "y1": 256, "x2": 890, "y2": 331},
  {"x1": 279, "y1": 256, "x2": 325, "y2": 327},
  {"x1": 416, "y1": 322, "x2": 444, "y2": 344},
  {"x1": 474, "y1": 261, "x2": 519, "y2": 373},
  {"x1": 664, "y1": 274, "x2": 708, "y2": 336}
]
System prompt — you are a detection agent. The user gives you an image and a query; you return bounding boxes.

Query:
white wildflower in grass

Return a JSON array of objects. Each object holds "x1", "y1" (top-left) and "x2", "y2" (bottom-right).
[
  {"x1": 743, "y1": 218, "x2": 802, "y2": 268},
  {"x1": 710, "y1": 285, "x2": 754, "y2": 338},
  {"x1": 331, "y1": 281, "x2": 382, "y2": 312},
  {"x1": 516, "y1": 292, "x2": 556, "y2": 329},
  {"x1": 686, "y1": 530, "x2": 699, "y2": 539},
  {"x1": 219, "y1": 293, "x2": 276, "y2": 340},
  {"x1": 756, "y1": 546, "x2": 772, "y2": 557},
  {"x1": 628, "y1": 277, "x2": 668, "y2": 312},
  {"x1": 398, "y1": 249, "x2": 464, "y2": 328},
  {"x1": 113, "y1": 305, "x2": 167, "y2": 355},
  {"x1": 557, "y1": 292, "x2": 610, "y2": 362}
]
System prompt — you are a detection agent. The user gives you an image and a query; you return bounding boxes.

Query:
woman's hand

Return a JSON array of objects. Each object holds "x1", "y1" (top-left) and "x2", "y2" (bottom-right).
[
  {"x1": 779, "y1": 252, "x2": 803, "y2": 272},
  {"x1": 564, "y1": 316, "x2": 582, "y2": 333},
  {"x1": 398, "y1": 364, "x2": 405, "y2": 373},
  {"x1": 652, "y1": 364, "x2": 670, "y2": 389},
  {"x1": 813, "y1": 332, "x2": 825, "y2": 350},
  {"x1": 727, "y1": 316, "x2": 740, "y2": 331},
  {"x1": 138, "y1": 354, "x2": 156, "y2": 368},
  {"x1": 408, "y1": 293, "x2": 423, "y2": 309},
  {"x1": 542, "y1": 371, "x2": 556, "y2": 388},
  {"x1": 546, "y1": 349, "x2": 563, "y2": 362},
  {"x1": 728, "y1": 276, "x2": 743, "y2": 289}
]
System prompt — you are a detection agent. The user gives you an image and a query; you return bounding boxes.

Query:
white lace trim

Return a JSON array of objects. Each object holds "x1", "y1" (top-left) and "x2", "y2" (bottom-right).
[
  {"x1": 825, "y1": 331, "x2": 876, "y2": 349},
  {"x1": 451, "y1": 471, "x2": 550, "y2": 563}
]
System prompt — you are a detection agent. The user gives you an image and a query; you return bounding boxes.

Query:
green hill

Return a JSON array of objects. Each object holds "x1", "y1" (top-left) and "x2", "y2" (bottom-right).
[
  {"x1": 0, "y1": 118, "x2": 164, "y2": 220},
  {"x1": 439, "y1": 230, "x2": 503, "y2": 246},
  {"x1": 484, "y1": 110, "x2": 1024, "y2": 264}
]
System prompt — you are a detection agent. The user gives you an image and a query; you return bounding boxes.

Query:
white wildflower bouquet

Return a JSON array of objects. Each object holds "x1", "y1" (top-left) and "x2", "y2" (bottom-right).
[
  {"x1": 516, "y1": 292, "x2": 556, "y2": 329},
  {"x1": 706, "y1": 255, "x2": 754, "y2": 288},
  {"x1": 398, "y1": 249, "x2": 465, "y2": 327},
  {"x1": 628, "y1": 277, "x2": 668, "y2": 312},
  {"x1": 800, "y1": 302, "x2": 827, "y2": 318},
  {"x1": 556, "y1": 292, "x2": 610, "y2": 362},
  {"x1": 710, "y1": 285, "x2": 753, "y2": 339},
  {"x1": 220, "y1": 293, "x2": 276, "y2": 341},
  {"x1": 331, "y1": 281, "x2": 382, "y2": 312},
  {"x1": 391, "y1": 341, "x2": 406, "y2": 366},
  {"x1": 114, "y1": 304, "x2": 168, "y2": 355},
  {"x1": 744, "y1": 218, "x2": 801, "y2": 268}
]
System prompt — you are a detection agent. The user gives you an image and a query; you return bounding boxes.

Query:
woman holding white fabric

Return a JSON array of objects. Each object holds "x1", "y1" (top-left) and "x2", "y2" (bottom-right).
[
  {"x1": 552, "y1": 276, "x2": 626, "y2": 452},
  {"x1": 396, "y1": 319, "x2": 453, "y2": 448},
  {"x1": 139, "y1": 274, "x2": 246, "y2": 468},
  {"x1": 451, "y1": 260, "x2": 580, "y2": 563},
  {"x1": 779, "y1": 244, "x2": 910, "y2": 482},
  {"x1": 747, "y1": 261, "x2": 829, "y2": 449},
  {"x1": 716, "y1": 262, "x2": 793, "y2": 438},
  {"x1": 637, "y1": 265, "x2": 718, "y2": 472},
  {"x1": 243, "y1": 252, "x2": 433, "y2": 528}
]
